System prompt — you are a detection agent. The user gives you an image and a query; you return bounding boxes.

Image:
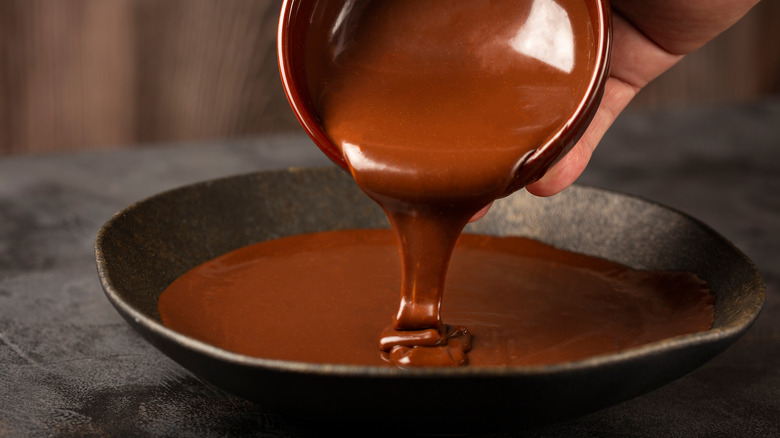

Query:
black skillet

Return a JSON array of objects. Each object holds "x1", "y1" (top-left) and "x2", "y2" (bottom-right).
[{"x1": 95, "y1": 167, "x2": 764, "y2": 433}]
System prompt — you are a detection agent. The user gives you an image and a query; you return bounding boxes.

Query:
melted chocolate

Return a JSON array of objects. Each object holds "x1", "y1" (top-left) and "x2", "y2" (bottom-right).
[
  {"x1": 159, "y1": 2, "x2": 712, "y2": 368},
  {"x1": 309, "y1": 0, "x2": 598, "y2": 364},
  {"x1": 159, "y1": 230, "x2": 714, "y2": 367}
]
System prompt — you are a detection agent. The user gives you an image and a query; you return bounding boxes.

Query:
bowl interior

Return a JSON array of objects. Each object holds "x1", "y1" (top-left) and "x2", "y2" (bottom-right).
[
  {"x1": 95, "y1": 167, "x2": 764, "y2": 430},
  {"x1": 278, "y1": 0, "x2": 613, "y2": 191}
]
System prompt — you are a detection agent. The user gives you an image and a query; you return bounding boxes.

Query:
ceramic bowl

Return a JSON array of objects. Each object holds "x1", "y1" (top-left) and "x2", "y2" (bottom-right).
[{"x1": 277, "y1": 0, "x2": 612, "y2": 193}]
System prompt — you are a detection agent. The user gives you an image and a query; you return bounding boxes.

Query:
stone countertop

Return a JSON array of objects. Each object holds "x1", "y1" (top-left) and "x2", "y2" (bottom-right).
[{"x1": 0, "y1": 100, "x2": 778, "y2": 437}]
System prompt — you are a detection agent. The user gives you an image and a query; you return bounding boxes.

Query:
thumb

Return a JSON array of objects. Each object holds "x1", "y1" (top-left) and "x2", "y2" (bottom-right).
[{"x1": 526, "y1": 75, "x2": 639, "y2": 197}]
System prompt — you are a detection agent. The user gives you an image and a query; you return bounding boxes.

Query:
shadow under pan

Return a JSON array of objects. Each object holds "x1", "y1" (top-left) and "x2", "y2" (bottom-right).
[{"x1": 95, "y1": 167, "x2": 764, "y2": 433}]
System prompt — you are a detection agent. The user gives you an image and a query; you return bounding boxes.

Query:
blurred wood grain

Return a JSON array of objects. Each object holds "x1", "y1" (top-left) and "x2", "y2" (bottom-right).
[{"x1": 0, "y1": 0, "x2": 778, "y2": 155}]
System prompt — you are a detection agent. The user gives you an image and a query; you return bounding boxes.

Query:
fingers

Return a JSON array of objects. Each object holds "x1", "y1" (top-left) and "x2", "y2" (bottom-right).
[
  {"x1": 525, "y1": 75, "x2": 638, "y2": 197},
  {"x1": 611, "y1": 0, "x2": 761, "y2": 55},
  {"x1": 607, "y1": 12, "x2": 684, "y2": 90},
  {"x1": 468, "y1": 202, "x2": 493, "y2": 222},
  {"x1": 487, "y1": 1, "x2": 758, "y2": 201},
  {"x1": 526, "y1": 12, "x2": 683, "y2": 197}
]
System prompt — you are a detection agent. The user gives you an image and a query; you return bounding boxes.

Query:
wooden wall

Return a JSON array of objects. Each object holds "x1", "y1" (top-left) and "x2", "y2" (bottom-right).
[{"x1": 1, "y1": 0, "x2": 778, "y2": 156}]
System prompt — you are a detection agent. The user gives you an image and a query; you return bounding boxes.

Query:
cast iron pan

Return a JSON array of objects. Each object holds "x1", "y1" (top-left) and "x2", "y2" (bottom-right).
[{"x1": 95, "y1": 167, "x2": 764, "y2": 433}]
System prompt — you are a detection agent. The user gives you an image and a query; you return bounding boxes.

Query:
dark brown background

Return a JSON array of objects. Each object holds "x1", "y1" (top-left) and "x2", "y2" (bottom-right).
[{"x1": 1, "y1": 0, "x2": 778, "y2": 156}]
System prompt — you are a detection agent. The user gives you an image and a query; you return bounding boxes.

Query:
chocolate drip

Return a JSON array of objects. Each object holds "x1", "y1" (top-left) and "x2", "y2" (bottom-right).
[
  {"x1": 159, "y1": 230, "x2": 714, "y2": 367},
  {"x1": 311, "y1": 1, "x2": 597, "y2": 365}
]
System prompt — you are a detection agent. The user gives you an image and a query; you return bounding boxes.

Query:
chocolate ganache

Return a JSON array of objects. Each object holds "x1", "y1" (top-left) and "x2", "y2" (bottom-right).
[
  {"x1": 312, "y1": 0, "x2": 597, "y2": 365},
  {"x1": 158, "y1": 1, "x2": 715, "y2": 367}
]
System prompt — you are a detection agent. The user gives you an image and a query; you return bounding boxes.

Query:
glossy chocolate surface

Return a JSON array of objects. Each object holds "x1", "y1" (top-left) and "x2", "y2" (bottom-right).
[
  {"x1": 278, "y1": 0, "x2": 612, "y2": 192},
  {"x1": 315, "y1": 1, "x2": 595, "y2": 199},
  {"x1": 159, "y1": 230, "x2": 714, "y2": 367},
  {"x1": 279, "y1": 0, "x2": 612, "y2": 365}
]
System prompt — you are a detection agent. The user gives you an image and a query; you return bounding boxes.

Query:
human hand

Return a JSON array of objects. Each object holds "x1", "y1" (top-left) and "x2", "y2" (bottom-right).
[{"x1": 524, "y1": 0, "x2": 761, "y2": 197}]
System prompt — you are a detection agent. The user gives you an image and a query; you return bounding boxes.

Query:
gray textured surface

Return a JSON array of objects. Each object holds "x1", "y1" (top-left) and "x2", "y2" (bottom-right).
[{"x1": 1, "y1": 100, "x2": 778, "y2": 437}]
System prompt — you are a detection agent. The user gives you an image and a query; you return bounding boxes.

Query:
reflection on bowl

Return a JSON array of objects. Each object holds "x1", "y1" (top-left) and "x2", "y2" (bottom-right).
[{"x1": 95, "y1": 167, "x2": 764, "y2": 433}]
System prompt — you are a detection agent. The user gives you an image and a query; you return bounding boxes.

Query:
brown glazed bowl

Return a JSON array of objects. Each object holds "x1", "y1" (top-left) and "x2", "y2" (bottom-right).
[
  {"x1": 277, "y1": 0, "x2": 612, "y2": 193},
  {"x1": 95, "y1": 167, "x2": 764, "y2": 433}
]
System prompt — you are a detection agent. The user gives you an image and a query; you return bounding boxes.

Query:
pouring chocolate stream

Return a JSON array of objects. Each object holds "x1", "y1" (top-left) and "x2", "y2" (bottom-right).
[{"x1": 278, "y1": 0, "x2": 612, "y2": 366}]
